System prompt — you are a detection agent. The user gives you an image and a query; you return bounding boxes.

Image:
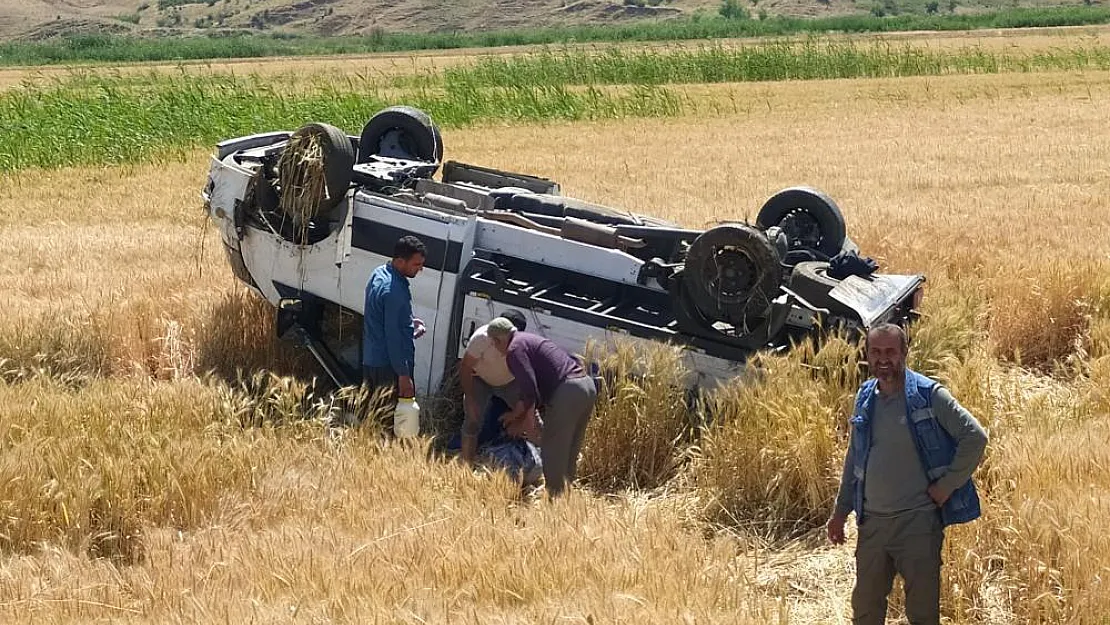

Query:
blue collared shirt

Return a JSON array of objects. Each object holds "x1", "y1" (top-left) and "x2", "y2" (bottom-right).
[{"x1": 362, "y1": 263, "x2": 414, "y2": 376}]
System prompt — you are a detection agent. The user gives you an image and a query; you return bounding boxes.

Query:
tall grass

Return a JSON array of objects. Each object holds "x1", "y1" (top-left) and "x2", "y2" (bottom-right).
[
  {"x1": 4, "y1": 6, "x2": 1110, "y2": 66},
  {"x1": 0, "y1": 316, "x2": 113, "y2": 386},
  {"x1": 696, "y1": 336, "x2": 863, "y2": 539},
  {"x1": 578, "y1": 342, "x2": 697, "y2": 491},
  {"x1": 0, "y1": 350, "x2": 779, "y2": 621},
  {"x1": 0, "y1": 377, "x2": 258, "y2": 562},
  {"x1": 0, "y1": 73, "x2": 679, "y2": 171},
  {"x1": 436, "y1": 41, "x2": 1110, "y2": 88},
  {"x1": 986, "y1": 261, "x2": 1104, "y2": 371},
  {"x1": 7, "y1": 39, "x2": 1110, "y2": 171}
]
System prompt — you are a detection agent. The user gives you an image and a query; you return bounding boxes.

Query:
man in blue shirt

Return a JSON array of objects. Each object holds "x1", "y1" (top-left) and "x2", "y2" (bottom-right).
[{"x1": 363, "y1": 236, "x2": 427, "y2": 413}]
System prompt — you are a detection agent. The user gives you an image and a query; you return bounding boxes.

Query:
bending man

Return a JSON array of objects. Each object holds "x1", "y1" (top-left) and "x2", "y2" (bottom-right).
[
  {"x1": 458, "y1": 310, "x2": 529, "y2": 463},
  {"x1": 486, "y1": 317, "x2": 597, "y2": 497}
]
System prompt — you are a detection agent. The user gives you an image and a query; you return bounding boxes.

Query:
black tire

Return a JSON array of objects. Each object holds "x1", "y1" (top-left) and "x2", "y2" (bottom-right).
[
  {"x1": 358, "y1": 106, "x2": 443, "y2": 164},
  {"x1": 504, "y1": 193, "x2": 566, "y2": 218},
  {"x1": 788, "y1": 260, "x2": 858, "y2": 318},
  {"x1": 756, "y1": 187, "x2": 846, "y2": 258},
  {"x1": 276, "y1": 122, "x2": 355, "y2": 219},
  {"x1": 682, "y1": 223, "x2": 781, "y2": 325},
  {"x1": 788, "y1": 261, "x2": 839, "y2": 303}
]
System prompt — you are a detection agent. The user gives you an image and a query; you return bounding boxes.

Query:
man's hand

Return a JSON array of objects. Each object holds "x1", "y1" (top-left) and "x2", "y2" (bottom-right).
[
  {"x1": 413, "y1": 318, "x2": 427, "y2": 339},
  {"x1": 398, "y1": 375, "x2": 416, "y2": 399},
  {"x1": 827, "y1": 513, "x2": 848, "y2": 545},
  {"x1": 459, "y1": 433, "x2": 477, "y2": 465},
  {"x1": 927, "y1": 483, "x2": 950, "y2": 507},
  {"x1": 502, "y1": 410, "x2": 542, "y2": 444}
]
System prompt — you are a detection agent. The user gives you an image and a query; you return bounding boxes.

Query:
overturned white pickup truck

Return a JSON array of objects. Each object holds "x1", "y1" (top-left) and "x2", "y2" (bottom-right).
[{"x1": 202, "y1": 106, "x2": 924, "y2": 394}]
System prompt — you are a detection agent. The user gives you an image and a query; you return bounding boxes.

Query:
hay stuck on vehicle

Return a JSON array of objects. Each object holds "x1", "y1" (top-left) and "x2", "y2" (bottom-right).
[{"x1": 277, "y1": 127, "x2": 329, "y2": 224}]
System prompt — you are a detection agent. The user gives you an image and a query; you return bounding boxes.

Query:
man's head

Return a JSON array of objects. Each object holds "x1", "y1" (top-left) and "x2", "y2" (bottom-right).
[
  {"x1": 500, "y1": 309, "x2": 527, "y2": 332},
  {"x1": 866, "y1": 323, "x2": 909, "y2": 387},
  {"x1": 486, "y1": 316, "x2": 517, "y2": 354},
  {"x1": 392, "y1": 235, "x2": 426, "y2": 279}
]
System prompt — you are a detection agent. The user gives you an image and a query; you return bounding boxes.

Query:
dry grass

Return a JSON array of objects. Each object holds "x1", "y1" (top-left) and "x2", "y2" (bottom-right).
[
  {"x1": 0, "y1": 377, "x2": 777, "y2": 623},
  {"x1": 696, "y1": 337, "x2": 862, "y2": 539},
  {"x1": 578, "y1": 341, "x2": 697, "y2": 492},
  {"x1": 3, "y1": 53, "x2": 1110, "y2": 623}
]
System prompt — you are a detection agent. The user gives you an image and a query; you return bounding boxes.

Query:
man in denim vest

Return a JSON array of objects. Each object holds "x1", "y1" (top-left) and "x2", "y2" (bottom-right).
[{"x1": 828, "y1": 323, "x2": 988, "y2": 625}]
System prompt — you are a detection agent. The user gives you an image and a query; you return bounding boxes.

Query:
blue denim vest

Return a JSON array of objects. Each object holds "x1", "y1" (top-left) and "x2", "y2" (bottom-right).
[{"x1": 849, "y1": 368, "x2": 981, "y2": 527}]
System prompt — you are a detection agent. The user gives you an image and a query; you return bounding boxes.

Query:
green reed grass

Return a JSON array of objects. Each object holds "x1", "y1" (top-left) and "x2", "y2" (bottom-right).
[
  {"x1": 0, "y1": 73, "x2": 679, "y2": 171},
  {"x1": 6, "y1": 36, "x2": 1110, "y2": 171},
  {"x1": 437, "y1": 40, "x2": 1110, "y2": 88}
]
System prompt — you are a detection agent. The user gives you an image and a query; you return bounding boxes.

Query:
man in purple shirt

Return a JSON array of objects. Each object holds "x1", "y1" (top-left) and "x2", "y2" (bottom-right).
[{"x1": 485, "y1": 317, "x2": 598, "y2": 497}]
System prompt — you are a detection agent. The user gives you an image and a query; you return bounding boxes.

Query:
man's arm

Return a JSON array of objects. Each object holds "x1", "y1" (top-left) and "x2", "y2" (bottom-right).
[
  {"x1": 383, "y1": 287, "x2": 416, "y2": 397},
  {"x1": 458, "y1": 352, "x2": 482, "y2": 462},
  {"x1": 503, "y1": 347, "x2": 539, "y2": 432},
  {"x1": 930, "y1": 385, "x2": 989, "y2": 499}
]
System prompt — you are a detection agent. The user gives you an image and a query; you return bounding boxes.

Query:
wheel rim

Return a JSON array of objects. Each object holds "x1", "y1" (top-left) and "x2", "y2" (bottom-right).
[
  {"x1": 376, "y1": 128, "x2": 420, "y2": 160},
  {"x1": 698, "y1": 246, "x2": 760, "y2": 305},
  {"x1": 779, "y1": 208, "x2": 824, "y2": 251}
]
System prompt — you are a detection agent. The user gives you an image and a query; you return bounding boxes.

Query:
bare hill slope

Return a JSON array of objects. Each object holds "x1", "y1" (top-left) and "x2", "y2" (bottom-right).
[
  {"x1": 0, "y1": 0, "x2": 1091, "y2": 42},
  {"x1": 4, "y1": 0, "x2": 715, "y2": 41}
]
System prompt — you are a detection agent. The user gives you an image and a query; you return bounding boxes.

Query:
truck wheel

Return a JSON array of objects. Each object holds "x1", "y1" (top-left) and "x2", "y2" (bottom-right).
[
  {"x1": 756, "y1": 187, "x2": 846, "y2": 258},
  {"x1": 358, "y1": 106, "x2": 443, "y2": 164},
  {"x1": 276, "y1": 122, "x2": 355, "y2": 221},
  {"x1": 683, "y1": 223, "x2": 782, "y2": 326}
]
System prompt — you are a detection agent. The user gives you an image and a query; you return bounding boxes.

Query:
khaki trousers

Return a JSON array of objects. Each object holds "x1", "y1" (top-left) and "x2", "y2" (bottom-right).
[
  {"x1": 540, "y1": 376, "x2": 597, "y2": 497},
  {"x1": 852, "y1": 508, "x2": 944, "y2": 625}
]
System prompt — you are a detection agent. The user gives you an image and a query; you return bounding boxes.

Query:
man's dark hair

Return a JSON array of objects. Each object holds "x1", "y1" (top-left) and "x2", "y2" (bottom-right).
[
  {"x1": 393, "y1": 235, "x2": 426, "y2": 260},
  {"x1": 865, "y1": 322, "x2": 909, "y2": 353},
  {"x1": 501, "y1": 309, "x2": 527, "y2": 332}
]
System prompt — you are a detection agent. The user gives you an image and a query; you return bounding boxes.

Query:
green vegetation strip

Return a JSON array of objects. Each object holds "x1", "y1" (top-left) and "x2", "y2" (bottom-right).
[
  {"x1": 0, "y1": 75, "x2": 678, "y2": 171},
  {"x1": 435, "y1": 40, "x2": 1110, "y2": 87},
  {"x1": 3, "y1": 6, "x2": 1110, "y2": 66},
  {"x1": 5, "y1": 38, "x2": 1110, "y2": 171}
]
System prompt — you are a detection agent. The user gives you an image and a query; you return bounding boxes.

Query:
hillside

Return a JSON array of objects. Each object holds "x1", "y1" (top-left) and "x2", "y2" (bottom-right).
[{"x1": 1, "y1": 0, "x2": 1096, "y2": 42}]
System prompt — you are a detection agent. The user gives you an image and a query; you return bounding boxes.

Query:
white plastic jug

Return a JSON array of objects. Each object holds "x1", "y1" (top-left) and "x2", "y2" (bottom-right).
[{"x1": 393, "y1": 397, "x2": 420, "y2": 439}]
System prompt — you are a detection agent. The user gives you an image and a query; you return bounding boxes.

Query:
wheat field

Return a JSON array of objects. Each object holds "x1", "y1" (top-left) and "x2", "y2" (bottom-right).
[{"x1": 2, "y1": 36, "x2": 1110, "y2": 623}]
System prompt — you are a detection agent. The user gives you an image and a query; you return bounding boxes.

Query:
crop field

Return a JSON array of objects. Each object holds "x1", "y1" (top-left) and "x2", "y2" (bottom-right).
[{"x1": 2, "y1": 29, "x2": 1110, "y2": 624}]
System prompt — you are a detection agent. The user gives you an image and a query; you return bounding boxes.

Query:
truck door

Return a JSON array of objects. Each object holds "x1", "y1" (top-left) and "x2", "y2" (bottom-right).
[{"x1": 420, "y1": 215, "x2": 478, "y2": 396}]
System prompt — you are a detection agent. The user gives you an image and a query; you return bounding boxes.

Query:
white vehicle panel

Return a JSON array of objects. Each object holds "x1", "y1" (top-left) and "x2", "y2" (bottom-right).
[
  {"x1": 473, "y1": 221, "x2": 647, "y2": 289},
  {"x1": 457, "y1": 294, "x2": 745, "y2": 389}
]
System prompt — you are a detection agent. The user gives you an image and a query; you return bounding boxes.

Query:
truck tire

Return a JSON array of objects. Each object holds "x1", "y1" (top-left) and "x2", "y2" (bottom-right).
[
  {"x1": 756, "y1": 187, "x2": 846, "y2": 258},
  {"x1": 788, "y1": 261, "x2": 858, "y2": 318},
  {"x1": 682, "y1": 223, "x2": 781, "y2": 326},
  {"x1": 358, "y1": 106, "x2": 443, "y2": 164},
  {"x1": 276, "y1": 122, "x2": 355, "y2": 220},
  {"x1": 788, "y1": 261, "x2": 839, "y2": 303}
]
